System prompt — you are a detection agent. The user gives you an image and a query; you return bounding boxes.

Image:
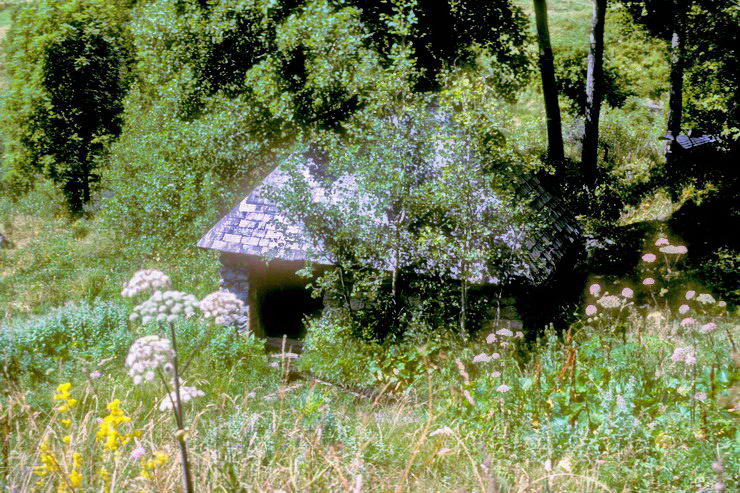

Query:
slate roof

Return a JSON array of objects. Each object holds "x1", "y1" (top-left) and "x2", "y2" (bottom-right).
[
  {"x1": 664, "y1": 132, "x2": 717, "y2": 150},
  {"x1": 198, "y1": 156, "x2": 580, "y2": 285}
]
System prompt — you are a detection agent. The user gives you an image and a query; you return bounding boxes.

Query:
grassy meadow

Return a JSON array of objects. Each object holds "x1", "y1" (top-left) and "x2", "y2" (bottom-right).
[{"x1": 0, "y1": 1, "x2": 737, "y2": 492}]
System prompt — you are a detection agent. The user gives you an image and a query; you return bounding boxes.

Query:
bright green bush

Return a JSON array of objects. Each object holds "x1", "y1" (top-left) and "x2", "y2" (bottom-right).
[
  {"x1": 0, "y1": 0, "x2": 133, "y2": 213},
  {"x1": 0, "y1": 301, "x2": 132, "y2": 383}
]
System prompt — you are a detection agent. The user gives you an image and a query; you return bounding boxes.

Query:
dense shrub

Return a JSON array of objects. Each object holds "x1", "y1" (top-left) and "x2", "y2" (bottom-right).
[
  {"x1": 0, "y1": 0, "x2": 133, "y2": 213},
  {"x1": 0, "y1": 301, "x2": 131, "y2": 383}
]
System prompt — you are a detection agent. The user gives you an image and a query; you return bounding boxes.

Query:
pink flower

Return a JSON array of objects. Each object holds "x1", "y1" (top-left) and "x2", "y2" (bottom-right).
[
  {"x1": 496, "y1": 384, "x2": 510, "y2": 393},
  {"x1": 589, "y1": 284, "x2": 601, "y2": 296},
  {"x1": 642, "y1": 253, "x2": 657, "y2": 263},
  {"x1": 89, "y1": 370, "x2": 102, "y2": 379},
  {"x1": 515, "y1": 331, "x2": 524, "y2": 339},
  {"x1": 699, "y1": 322, "x2": 717, "y2": 334},
  {"x1": 680, "y1": 317, "x2": 695, "y2": 327},
  {"x1": 655, "y1": 238, "x2": 669, "y2": 246},
  {"x1": 131, "y1": 445, "x2": 146, "y2": 460},
  {"x1": 472, "y1": 353, "x2": 491, "y2": 364},
  {"x1": 621, "y1": 288, "x2": 634, "y2": 298},
  {"x1": 693, "y1": 392, "x2": 707, "y2": 402},
  {"x1": 675, "y1": 245, "x2": 688, "y2": 254},
  {"x1": 585, "y1": 305, "x2": 598, "y2": 316},
  {"x1": 491, "y1": 371, "x2": 501, "y2": 378},
  {"x1": 490, "y1": 352, "x2": 501, "y2": 360},
  {"x1": 685, "y1": 290, "x2": 696, "y2": 300},
  {"x1": 678, "y1": 304, "x2": 690, "y2": 314},
  {"x1": 642, "y1": 278, "x2": 655, "y2": 286}
]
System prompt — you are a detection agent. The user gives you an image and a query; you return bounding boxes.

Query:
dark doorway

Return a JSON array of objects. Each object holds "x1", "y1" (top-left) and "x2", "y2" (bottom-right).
[{"x1": 258, "y1": 284, "x2": 322, "y2": 339}]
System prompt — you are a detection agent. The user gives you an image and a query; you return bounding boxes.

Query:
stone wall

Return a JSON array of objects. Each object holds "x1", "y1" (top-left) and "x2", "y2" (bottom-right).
[{"x1": 219, "y1": 254, "x2": 251, "y2": 333}]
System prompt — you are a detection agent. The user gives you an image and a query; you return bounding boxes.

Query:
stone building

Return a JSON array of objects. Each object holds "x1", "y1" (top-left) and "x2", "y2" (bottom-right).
[{"x1": 198, "y1": 153, "x2": 581, "y2": 338}]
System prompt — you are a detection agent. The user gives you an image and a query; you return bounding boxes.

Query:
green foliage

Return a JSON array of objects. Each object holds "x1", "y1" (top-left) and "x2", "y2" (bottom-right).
[
  {"x1": 270, "y1": 96, "x2": 542, "y2": 340},
  {"x1": 0, "y1": 301, "x2": 132, "y2": 384},
  {"x1": 555, "y1": 48, "x2": 634, "y2": 115},
  {"x1": 617, "y1": 0, "x2": 739, "y2": 139},
  {"x1": 0, "y1": 0, "x2": 133, "y2": 213}
]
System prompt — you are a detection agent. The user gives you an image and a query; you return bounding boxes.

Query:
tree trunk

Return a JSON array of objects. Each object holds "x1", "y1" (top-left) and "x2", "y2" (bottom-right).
[
  {"x1": 581, "y1": 0, "x2": 607, "y2": 188},
  {"x1": 533, "y1": 0, "x2": 565, "y2": 165},
  {"x1": 665, "y1": 0, "x2": 688, "y2": 164}
]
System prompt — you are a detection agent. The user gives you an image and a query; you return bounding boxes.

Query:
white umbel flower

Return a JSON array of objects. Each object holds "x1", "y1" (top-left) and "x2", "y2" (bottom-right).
[
  {"x1": 125, "y1": 336, "x2": 175, "y2": 384},
  {"x1": 129, "y1": 290, "x2": 199, "y2": 324},
  {"x1": 596, "y1": 295, "x2": 621, "y2": 309},
  {"x1": 199, "y1": 291, "x2": 248, "y2": 327},
  {"x1": 159, "y1": 386, "x2": 205, "y2": 411},
  {"x1": 122, "y1": 270, "x2": 171, "y2": 297},
  {"x1": 696, "y1": 293, "x2": 716, "y2": 305}
]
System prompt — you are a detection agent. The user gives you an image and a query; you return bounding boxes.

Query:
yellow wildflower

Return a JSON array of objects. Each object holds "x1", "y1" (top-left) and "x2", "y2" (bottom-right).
[
  {"x1": 62, "y1": 435, "x2": 71, "y2": 445},
  {"x1": 68, "y1": 469, "x2": 83, "y2": 488},
  {"x1": 53, "y1": 383, "x2": 78, "y2": 413},
  {"x1": 60, "y1": 419, "x2": 71, "y2": 427},
  {"x1": 140, "y1": 451, "x2": 169, "y2": 480},
  {"x1": 96, "y1": 399, "x2": 140, "y2": 452}
]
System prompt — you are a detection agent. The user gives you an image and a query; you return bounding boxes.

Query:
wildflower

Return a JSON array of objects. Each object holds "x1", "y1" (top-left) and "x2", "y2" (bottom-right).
[
  {"x1": 68, "y1": 468, "x2": 83, "y2": 488},
  {"x1": 496, "y1": 384, "x2": 510, "y2": 393},
  {"x1": 131, "y1": 444, "x2": 146, "y2": 460},
  {"x1": 199, "y1": 290, "x2": 248, "y2": 328},
  {"x1": 122, "y1": 270, "x2": 171, "y2": 297},
  {"x1": 429, "y1": 426, "x2": 453, "y2": 437},
  {"x1": 96, "y1": 399, "x2": 140, "y2": 452},
  {"x1": 589, "y1": 284, "x2": 601, "y2": 296},
  {"x1": 435, "y1": 447, "x2": 453, "y2": 457},
  {"x1": 495, "y1": 328, "x2": 513, "y2": 337},
  {"x1": 130, "y1": 290, "x2": 199, "y2": 324},
  {"x1": 125, "y1": 335, "x2": 175, "y2": 385},
  {"x1": 712, "y1": 462, "x2": 725, "y2": 474},
  {"x1": 699, "y1": 322, "x2": 717, "y2": 334},
  {"x1": 140, "y1": 451, "x2": 168, "y2": 480},
  {"x1": 718, "y1": 300, "x2": 726, "y2": 308},
  {"x1": 490, "y1": 352, "x2": 500, "y2": 360},
  {"x1": 641, "y1": 253, "x2": 657, "y2": 263},
  {"x1": 585, "y1": 305, "x2": 597, "y2": 316},
  {"x1": 678, "y1": 304, "x2": 690, "y2": 314},
  {"x1": 696, "y1": 293, "x2": 716, "y2": 304},
  {"x1": 515, "y1": 331, "x2": 524, "y2": 339},
  {"x1": 680, "y1": 317, "x2": 695, "y2": 328},
  {"x1": 643, "y1": 278, "x2": 655, "y2": 286},
  {"x1": 694, "y1": 392, "x2": 707, "y2": 402},
  {"x1": 485, "y1": 332, "x2": 497, "y2": 344},
  {"x1": 655, "y1": 238, "x2": 670, "y2": 246},
  {"x1": 53, "y1": 383, "x2": 78, "y2": 413},
  {"x1": 472, "y1": 353, "x2": 491, "y2": 364},
  {"x1": 685, "y1": 290, "x2": 696, "y2": 300},
  {"x1": 90, "y1": 370, "x2": 102, "y2": 379},
  {"x1": 596, "y1": 295, "x2": 621, "y2": 309},
  {"x1": 671, "y1": 346, "x2": 696, "y2": 365},
  {"x1": 61, "y1": 419, "x2": 71, "y2": 427},
  {"x1": 159, "y1": 385, "x2": 205, "y2": 411},
  {"x1": 621, "y1": 288, "x2": 634, "y2": 298},
  {"x1": 659, "y1": 245, "x2": 688, "y2": 254},
  {"x1": 491, "y1": 371, "x2": 501, "y2": 378}
]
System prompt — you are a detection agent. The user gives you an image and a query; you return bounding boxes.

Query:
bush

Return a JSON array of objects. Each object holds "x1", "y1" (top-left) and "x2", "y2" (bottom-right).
[
  {"x1": 0, "y1": 301, "x2": 132, "y2": 384},
  {"x1": 0, "y1": 0, "x2": 133, "y2": 213}
]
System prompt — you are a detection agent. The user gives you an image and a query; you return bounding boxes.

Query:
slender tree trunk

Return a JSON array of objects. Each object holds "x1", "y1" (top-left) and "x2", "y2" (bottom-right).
[
  {"x1": 533, "y1": 0, "x2": 565, "y2": 165},
  {"x1": 666, "y1": 0, "x2": 688, "y2": 164},
  {"x1": 581, "y1": 0, "x2": 607, "y2": 188}
]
